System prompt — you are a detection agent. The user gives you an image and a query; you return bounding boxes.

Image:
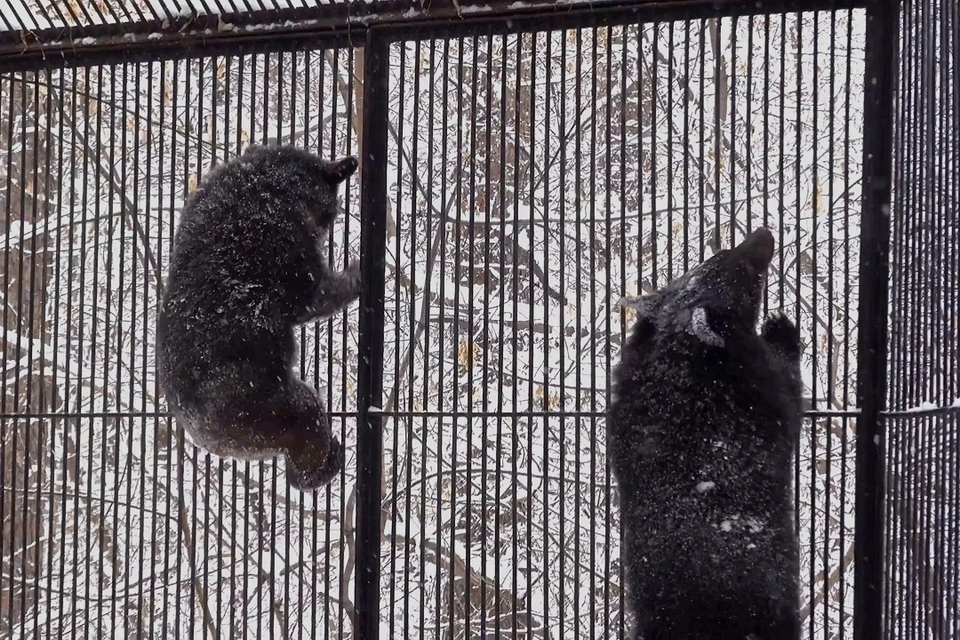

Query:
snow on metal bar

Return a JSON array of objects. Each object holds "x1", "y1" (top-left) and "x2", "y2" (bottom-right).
[{"x1": 0, "y1": 0, "x2": 374, "y2": 34}]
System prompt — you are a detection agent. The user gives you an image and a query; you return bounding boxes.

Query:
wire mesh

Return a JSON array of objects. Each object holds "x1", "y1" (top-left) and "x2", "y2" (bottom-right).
[
  {"x1": 883, "y1": 0, "x2": 960, "y2": 634},
  {"x1": 0, "y1": 49, "x2": 362, "y2": 637},
  {"x1": 382, "y1": 13, "x2": 865, "y2": 638},
  {"x1": 0, "y1": 2, "x2": 943, "y2": 639}
]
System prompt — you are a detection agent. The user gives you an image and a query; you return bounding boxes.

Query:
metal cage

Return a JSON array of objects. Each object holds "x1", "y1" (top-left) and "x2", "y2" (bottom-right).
[{"x1": 0, "y1": 0, "x2": 955, "y2": 638}]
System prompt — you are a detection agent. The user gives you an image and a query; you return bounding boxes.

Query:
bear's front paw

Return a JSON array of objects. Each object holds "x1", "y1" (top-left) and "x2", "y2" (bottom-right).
[
  {"x1": 340, "y1": 264, "x2": 362, "y2": 300},
  {"x1": 343, "y1": 262, "x2": 361, "y2": 282},
  {"x1": 322, "y1": 436, "x2": 345, "y2": 477},
  {"x1": 761, "y1": 312, "x2": 801, "y2": 359}
]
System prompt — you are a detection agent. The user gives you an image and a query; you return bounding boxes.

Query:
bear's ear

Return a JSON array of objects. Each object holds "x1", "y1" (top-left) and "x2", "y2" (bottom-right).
[
  {"x1": 619, "y1": 294, "x2": 657, "y2": 317},
  {"x1": 321, "y1": 156, "x2": 359, "y2": 184},
  {"x1": 621, "y1": 294, "x2": 658, "y2": 342}
]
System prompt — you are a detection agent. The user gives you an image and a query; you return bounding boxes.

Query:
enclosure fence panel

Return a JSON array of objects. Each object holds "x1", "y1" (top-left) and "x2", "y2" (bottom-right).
[
  {"x1": 883, "y1": 0, "x2": 960, "y2": 635},
  {"x1": 380, "y1": 15, "x2": 867, "y2": 639},
  {"x1": 0, "y1": 48, "x2": 365, "y2": 638},
  {"x1": 0, "y1": 0, "x2": 943, "y2": 638}
]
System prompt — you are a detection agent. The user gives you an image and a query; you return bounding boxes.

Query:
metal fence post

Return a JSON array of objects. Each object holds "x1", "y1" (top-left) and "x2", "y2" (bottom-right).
[
  {"x1": 355, "y1": 27, "x2": 390, "y2": 640},
  {"x1": 854, "y1": 0, "x2": 900, "y2": 638}
]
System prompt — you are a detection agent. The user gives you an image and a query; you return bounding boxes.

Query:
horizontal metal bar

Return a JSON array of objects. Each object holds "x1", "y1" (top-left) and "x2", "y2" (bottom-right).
[
  {"x1": 881, "y1": 406, "x2": 960, "y2": 419},
  {"x1": 0, "y1": 22, "x2": 362, "y2": 72},
  {"x1": 371, "y1": 409, "x2": 863, "y2": 418},
  {"x1": 378, "y1": 0, "x2": 868, "y2": 42},
  {"x1": 0, "y1": 411, "x2": 362, "y2": 420},
  {"x1": 2, "y1": 409, "x2": 863, "y2": 420},
  {"x1": 0, "y1": 0, "x2": 868, "y2": 72}
]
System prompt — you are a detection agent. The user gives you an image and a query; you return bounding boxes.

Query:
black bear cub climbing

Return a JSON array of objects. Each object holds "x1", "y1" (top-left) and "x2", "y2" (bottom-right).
[
  {"x1": 157, "y1": 144, "x2": 362, "y2": 491},
  {"x1": 608, "y1": 228, "x2": 803, "y2": 639}
]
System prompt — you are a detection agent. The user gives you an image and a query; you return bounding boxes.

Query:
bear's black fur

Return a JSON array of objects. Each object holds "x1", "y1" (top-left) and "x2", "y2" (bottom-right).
[
  {"x1": 608, "y1": 228, "x2": 803, "y2": 639},
  {"x1": 156, "y1": 144, "x2": 362, "y2": 491}
]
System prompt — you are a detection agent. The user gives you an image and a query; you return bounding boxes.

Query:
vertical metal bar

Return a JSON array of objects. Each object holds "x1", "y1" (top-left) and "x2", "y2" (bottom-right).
[
  {"x1": 697, "y1": 19, "x2": 706, "y2": 264},
  {"x1": 109, "y1": 62, "x2": 124, "y2": 640},
  {"x1": 601, "y1": 25, "x2": 613, "y2": 639},
  {"x1": 419, "y1": 37, "x2": 436, "y2": 639},
  {"x1": 806, "y1": 12, "x2": 820, "y2": 639},
  {"x1": 267, "y1": 50, "x2": 281, "y2": 636},
  {"x1": 403, "y1": 36, "x2": 421, "y2": 637},
  {"x1": 434, "y1": 36, "x2": 450, "y2": 639},
  {"x1": 480, "y1": 31, "x2": 493, "y2": 640},
  {"x1": 840, "y1": 13, "x2": 855, "y2": 638},
  {"x1": 620, "y1": 24, "x2": 633, "y2": 639},
  {"x1": 466, "y1": 32, "x2": 478, "y2": 638},
  {"x1": 355, "y1": 27, "x2": 390, "y2": 640},
  {"x1": 88, "y1": 65, "x2": 104, "y2": 640},
  {"x1": 230, "y1": 53, "x2": 244, "y2": 640},
  {"x1": 173, "y1": 58, "x2": 188, "y2": 640},
  {"x1": 587, "y1": 26, "x2": 598, "y2": 640},
  {"x1": 450, "y1": 33, "x2": 464, "y2": 639},
  {"x1": 950, "y1": 0, "x2": 960, "y2": 625},
  {"x1": 24, "y1": 68, "x2": 41, "y2": 640},
  {"x1": 854, "y1": 1, "x2": 900, "y2": 638},
  {"x1": 650, "y1": 23, "x2": 659, "y2": 285},
  {"x1": 541, "y1": 26, "x2": 554, "y2": 637},
  {"x1": 571, "y1": 29, "x2": 582, "y2": 640},
  {"x1": 824, "y1": 11, "x2": 837, "y2": 635},
  {"x1": 524, "y1": 28, "x2": 536, "y2": 637},
  {"x1": 256, "y1": 52, "x2": 268, "y2": 638},
  {"x1": 510, "y1": 29, "x2": 523, "y2": 638},
  {"x1": 386, "y1": 40, "x2": 404, "y2": 636},
  {"x1": 494, "y1": 33, "x2": 508, "y2": 638},
  {"x1": 327, "y1": 47, "x2": 342, "y2": 640},
  {"x1": 312, "y1": 46, "x2": 326, "y2": 640},
  {"x1": 140, "y1": 58, "x2": 155, "y2": 640},
  {"x1": 0, "y1": 72, "x2": 13, "y2": 632},
  {"x1": 557, "y1": 29, "x2": 568, "y2": 640},
  {"x1": 47, "y1": 66, "x2": 66, "y2": 639}
]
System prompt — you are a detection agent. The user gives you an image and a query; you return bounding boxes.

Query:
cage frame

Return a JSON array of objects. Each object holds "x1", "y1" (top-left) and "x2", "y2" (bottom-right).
[{"x1": 0, "y1": 0, "x2": 905, "y2": 638}]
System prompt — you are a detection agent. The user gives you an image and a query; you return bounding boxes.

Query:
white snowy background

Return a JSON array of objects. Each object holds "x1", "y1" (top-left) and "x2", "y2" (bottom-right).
[{"x1": 0, "y1": 4, "x2": 957, "y2": 640}]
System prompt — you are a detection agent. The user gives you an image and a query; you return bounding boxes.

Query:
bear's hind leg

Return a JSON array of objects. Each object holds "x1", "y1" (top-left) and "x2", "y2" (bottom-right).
[
  {"x1": 287, "y1": 435, "x2": 344, "y2": 490},
  {"x1": 276, "y1": 379, "x2": 344, "y2": 490}
]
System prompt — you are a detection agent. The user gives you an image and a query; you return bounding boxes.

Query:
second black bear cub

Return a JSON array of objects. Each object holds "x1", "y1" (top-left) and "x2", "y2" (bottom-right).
[
  {"x1": 608, "y1": 228, "x2": 803, "y2": 639},
  {"x1": 157, "y1": 144, "x2": 362, "y2": 491}
]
